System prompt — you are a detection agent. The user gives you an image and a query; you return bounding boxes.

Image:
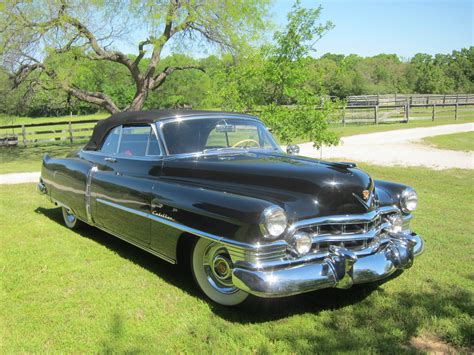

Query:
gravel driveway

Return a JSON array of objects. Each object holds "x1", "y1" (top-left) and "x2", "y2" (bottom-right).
[
  {"x1": 0, "y1": 123, "x2": 473, "y2": 185},
  {"x1": 299, "y1": 123, "x2": 474, "y2": 170}
]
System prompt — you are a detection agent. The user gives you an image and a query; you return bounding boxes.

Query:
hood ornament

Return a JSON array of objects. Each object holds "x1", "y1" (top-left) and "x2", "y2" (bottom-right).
[
  {"x1": 352, "y1": 189, "x2": 374, "y2": 210},
  {"x1": 362, "y1": 190, "x2": 370, "y2": 201}
]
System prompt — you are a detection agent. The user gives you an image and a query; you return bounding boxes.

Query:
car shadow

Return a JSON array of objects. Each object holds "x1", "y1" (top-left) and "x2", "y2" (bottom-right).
[{"x1": 36, "y1": 206, "x2": 397, "y2": 322}]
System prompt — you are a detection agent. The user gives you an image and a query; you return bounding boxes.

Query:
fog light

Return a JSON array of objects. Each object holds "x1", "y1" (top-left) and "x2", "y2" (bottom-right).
[
  {"x1": 291, "y1": 232, "x2": 312, "y2": 256},
  {"x1": 387, "y1": 214, "x2": 403, "y2": 234}
]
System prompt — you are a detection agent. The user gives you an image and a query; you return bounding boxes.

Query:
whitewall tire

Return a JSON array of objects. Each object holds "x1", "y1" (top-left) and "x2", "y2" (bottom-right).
[{"x1": 191, "y1": 238, "x2": 248, "y2": 306}]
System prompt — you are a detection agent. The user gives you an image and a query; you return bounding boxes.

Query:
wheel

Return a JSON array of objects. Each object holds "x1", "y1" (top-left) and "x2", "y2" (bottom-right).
[
  {"x1": 61, "y1": 206, "x2": 82, "y2": 229},
  {"x1": 191, "y1": 238, "x2": 248, "y2": 306}
]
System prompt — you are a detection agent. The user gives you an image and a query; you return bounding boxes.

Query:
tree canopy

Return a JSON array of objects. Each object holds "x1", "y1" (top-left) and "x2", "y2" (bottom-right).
[
  {"x1": 1, "y1": 1, "x2": 472, "y2": 148},
  {"x1": 1, "y1": 0, "x2": 271, "y2": 113}
]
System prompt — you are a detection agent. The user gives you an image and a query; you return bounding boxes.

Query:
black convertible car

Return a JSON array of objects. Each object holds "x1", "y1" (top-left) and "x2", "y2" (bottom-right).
[{"x1": 38, "y1": 110, "x2": 423, "y2": 306}]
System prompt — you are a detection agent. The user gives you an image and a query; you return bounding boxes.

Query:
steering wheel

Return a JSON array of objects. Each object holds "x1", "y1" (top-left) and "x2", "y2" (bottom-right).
[{"x1": 232, "y1": 139, "x2": 260, "y2": 148}]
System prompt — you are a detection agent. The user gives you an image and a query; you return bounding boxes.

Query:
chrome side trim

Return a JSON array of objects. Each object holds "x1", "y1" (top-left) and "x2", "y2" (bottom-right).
[
  {"x1": 48, "y1": 196, "x2": 176, "y2": 264},
  {"x1": 85, "y1": 166, "x2": 97, "y2": 224},
  {"x1": 95, "y1": 198, "x2": 283, "y2": 251}
]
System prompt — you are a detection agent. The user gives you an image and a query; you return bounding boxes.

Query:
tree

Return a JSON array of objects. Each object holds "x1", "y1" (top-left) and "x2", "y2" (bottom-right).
[
  {"x1": 1, "y1": 0, "x2": 270, "y2": 113},
  {"x1": 260, "y1": 1, "x2": 339, "y2": 148}
]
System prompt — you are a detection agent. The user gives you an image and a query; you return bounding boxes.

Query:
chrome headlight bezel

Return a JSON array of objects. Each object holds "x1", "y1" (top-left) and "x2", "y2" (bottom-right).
[
  {"x1": 289, "y1": 231, "x2": 313, "y2": 256},
  {"x1": 260, "y1": 205, "x2": 288, "y2": 239},
  {"x1": 400, "y1": 188, "x2": 418, "y2": 213}
]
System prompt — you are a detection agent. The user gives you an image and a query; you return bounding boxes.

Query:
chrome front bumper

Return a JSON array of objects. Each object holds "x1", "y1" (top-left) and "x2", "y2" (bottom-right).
[{"x1": 232, "y1": 232, "x2": 424, "y2": 297}]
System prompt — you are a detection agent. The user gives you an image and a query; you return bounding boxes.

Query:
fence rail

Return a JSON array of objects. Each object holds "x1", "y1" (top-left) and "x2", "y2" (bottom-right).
[
  {"x1": 1, "y1": 100, "x2": 473, "y2": 147},
  {"x1": 347, "y1": 93, "x2": 474, "y2": 107},
  {"x1": 0, "y1": 119, "x2": 100, "y2": 146}
]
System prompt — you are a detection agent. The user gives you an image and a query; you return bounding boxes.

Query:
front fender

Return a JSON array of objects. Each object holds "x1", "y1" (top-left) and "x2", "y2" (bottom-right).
[
  {"x1": 375, "y1": 179, "x2": 412, "y2": 212},
  {"x1": 151, "y1": 178, "x2": 275, "y2": 244}
]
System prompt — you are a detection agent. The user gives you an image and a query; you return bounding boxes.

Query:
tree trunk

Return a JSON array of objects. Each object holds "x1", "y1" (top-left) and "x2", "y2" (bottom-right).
[{"x1": 128, "y1": 90, "x2": 149, "y2": 111}]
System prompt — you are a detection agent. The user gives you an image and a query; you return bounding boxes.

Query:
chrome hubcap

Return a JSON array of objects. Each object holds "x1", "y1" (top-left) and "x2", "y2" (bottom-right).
[
  {"x1": 63, "y1": 208, "x2": 76, "y2": 226},
  {"x1": 203, "y1": 243, "x2": 238, "y2": 294},
  {"x1": 65, "y1": 211, "x2": 76, "y2": 223}
]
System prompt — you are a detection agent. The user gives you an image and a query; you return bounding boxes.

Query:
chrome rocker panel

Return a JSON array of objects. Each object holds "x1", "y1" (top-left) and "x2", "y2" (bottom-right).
[{"x1": 232, "y1": 232, "x2": 423, "y2": 298}]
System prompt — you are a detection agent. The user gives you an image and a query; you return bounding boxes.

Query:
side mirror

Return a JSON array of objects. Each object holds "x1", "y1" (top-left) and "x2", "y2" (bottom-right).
[{"x1": 286, "y1": 144, "x2": 300, "y2": 155}]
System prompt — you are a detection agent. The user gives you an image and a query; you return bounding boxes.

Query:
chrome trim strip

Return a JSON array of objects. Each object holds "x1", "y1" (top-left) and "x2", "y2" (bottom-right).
[
  {"x1": 49, "y1": 196, "x2": 176, "y2": 264},
  {"x1": 158, "y1": 114, "x2": 261, "y2": 125},
  {"x1": 95, "y1": 198, "x2": 283, "y2": 251},
  {"x1": 85, "y1": 166, "x2": 97, "y2": 224},
  {"x1": 116, "y1": 126, "x2": 123, "y2": 154}
]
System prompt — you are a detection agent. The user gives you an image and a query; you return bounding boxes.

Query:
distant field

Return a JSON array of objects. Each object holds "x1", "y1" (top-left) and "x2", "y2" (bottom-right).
[
  {"x1": 330, "y1": 117, "x2": 474, "y2": 139},
  {"x1": 0, "y1": 142, "x2": 84, "y2": 174},
  {"x1": 0, "y1": 113, "x2": 108, "y2": 126},
  {"x1": 422, "y1": 131, "x2": 474, "y2": 152}
]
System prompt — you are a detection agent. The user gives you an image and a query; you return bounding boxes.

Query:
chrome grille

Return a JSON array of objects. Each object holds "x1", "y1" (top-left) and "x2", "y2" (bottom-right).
[
  {"x1": 227, "y1": 207, "x2": 412, "y2": 270},
  {"x1": 300, "y1": 214, "x2": 390, "y2": 254}
]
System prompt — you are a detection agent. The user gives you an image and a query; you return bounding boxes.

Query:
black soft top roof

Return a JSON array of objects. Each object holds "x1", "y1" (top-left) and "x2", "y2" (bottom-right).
[{"x1": 84, "y1": 109, "x2": 258, "y2": 151}]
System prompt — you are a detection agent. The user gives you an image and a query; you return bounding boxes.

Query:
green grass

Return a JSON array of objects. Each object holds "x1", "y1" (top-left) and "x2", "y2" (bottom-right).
[
  {"x1": 0, "y1": 143, "x2": 85, "y2": 174},
  {"x1": 1, "y1": 166, "x2": 473, "y2": 353},
  {"x1": 330, "y1": 116, "x2": 474, "y2": 139},
  {"x1": 0, "y1": 112, "x2": 108, "y2": 126},
  {"x1": 422, "y1": 131, "x2": 474, "y2": 152}
]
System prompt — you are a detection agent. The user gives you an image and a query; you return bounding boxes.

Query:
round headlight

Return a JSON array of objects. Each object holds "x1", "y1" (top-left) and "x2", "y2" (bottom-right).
[
  {"x1": 291, "y1": 232, "x2": 312, "y2": 256},
  {"x1": 401, "y1": 188, "x2": 418, "y2": 213},
  {"x1": 261, "y1": 206, "x2": 287, "y2": 238},
  {"x1": 387, "y1": 213, "x2": 403, "y2": 234}
]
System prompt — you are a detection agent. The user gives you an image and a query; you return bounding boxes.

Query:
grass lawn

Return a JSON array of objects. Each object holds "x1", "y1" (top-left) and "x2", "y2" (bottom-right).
[
  {"x1": 331, "y1": 117, "x2": 473, "y2": 139},
  {"x1": 0, "y1": 112, "x2": 108, "y2": 126},
  {"x1": 1, "y1": 165, "x2": 473, "y2": 353},
  {"x1": 0, "y1": 143, "x2": 85, "y2": 174},
  {"x1": 422, "y1": 131, "x2": 474, "y2": 152}
]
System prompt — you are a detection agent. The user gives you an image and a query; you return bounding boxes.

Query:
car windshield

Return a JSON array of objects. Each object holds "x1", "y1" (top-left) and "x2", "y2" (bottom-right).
[{"x1": 159, "y1": 117, "x2": 281, "y2": 155}]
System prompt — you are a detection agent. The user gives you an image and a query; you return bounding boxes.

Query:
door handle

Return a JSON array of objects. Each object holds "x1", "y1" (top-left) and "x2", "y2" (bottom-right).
[{"x1": 104, "y1": 157, "x2": 117, "y2": 163}]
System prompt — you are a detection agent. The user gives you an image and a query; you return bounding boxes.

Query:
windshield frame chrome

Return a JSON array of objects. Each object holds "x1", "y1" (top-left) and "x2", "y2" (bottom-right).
[{"x1": 156, "y1": 114, "x2": 281, "y2": 157}]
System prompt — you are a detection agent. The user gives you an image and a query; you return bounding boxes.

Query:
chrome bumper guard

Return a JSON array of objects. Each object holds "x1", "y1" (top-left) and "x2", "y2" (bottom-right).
[
  {"x1": 232, "y1": 232, "x2": 423, "y2": 297},
  {"x1": 37, "y1": 181, "x2": 47, "y2": 195}
]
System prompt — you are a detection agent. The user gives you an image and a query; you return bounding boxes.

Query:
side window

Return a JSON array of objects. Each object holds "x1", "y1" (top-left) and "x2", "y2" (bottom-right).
[
  {"x1": 118, "y1": 126, "x2": 150, "y2": 157},
  {"x1": 147, "y1": 130, "x2": 162, "y2": 156},
  {"x1": 100, "y1": 126, "x2": 121, "y2": 154}
]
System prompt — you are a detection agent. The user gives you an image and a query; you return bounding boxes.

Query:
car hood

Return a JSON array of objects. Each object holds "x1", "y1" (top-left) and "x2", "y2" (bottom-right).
[{"x1": 161, "y1": 152, "x2": 376, "y2": 219}]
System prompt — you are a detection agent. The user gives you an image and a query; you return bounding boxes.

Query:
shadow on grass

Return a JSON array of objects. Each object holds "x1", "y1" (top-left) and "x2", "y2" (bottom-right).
[
  {"x1": 35, "y1": 206, "x2": 473, "y2": 352},
  {"x1": 34, "y1": 206, "x2": 385, "y2": 317}
]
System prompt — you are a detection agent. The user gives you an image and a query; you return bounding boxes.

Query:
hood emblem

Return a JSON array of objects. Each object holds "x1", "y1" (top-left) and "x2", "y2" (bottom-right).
[
  {"x1": 352, "y1": 190, "x2": 373, "y2": 210},
  {"x1": 362, "y1": 190, "x2": 370, "y2": 201}
]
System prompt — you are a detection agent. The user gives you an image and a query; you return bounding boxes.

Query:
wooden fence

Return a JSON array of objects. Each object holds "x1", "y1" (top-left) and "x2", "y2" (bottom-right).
[
  {"x1": 347, "y1": 93, "x2": 474, "y2": 107},
  {"x1": 340, "y1": 102, "x2": 473, "y2": 125},
  {"x1": 0, "y1": 119, "x2": 100, "y2": 146},
  {"x1": 1, "y1": 101, "x2": 473, "y2": 146}
]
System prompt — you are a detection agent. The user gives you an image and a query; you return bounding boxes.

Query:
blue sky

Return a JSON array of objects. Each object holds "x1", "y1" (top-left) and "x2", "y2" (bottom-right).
[
  {"x1": 121, "y1": 0, "x2": 473, "y2": 59},
  {"x1": 272, "y1": 0, "x2": 473, "y2": 58}
]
